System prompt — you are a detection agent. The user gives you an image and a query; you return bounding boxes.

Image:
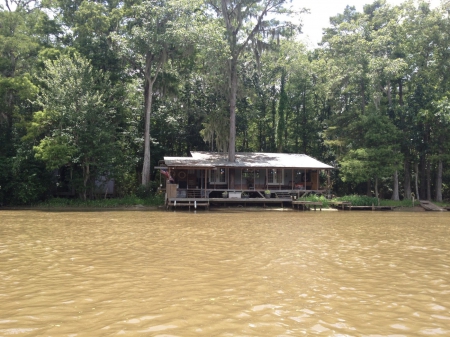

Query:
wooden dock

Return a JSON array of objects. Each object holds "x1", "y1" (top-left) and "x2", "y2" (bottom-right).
[
  {"x1": 420, "y1": 200, "x2": 447, "y2": 211},
  {"x1": 292, "y1": 200, "x2": 322, "y2": 211},
  {"x1": 329, "y1": 201, "x2": 352, "y2": 210},
  {"x1": 167, "y1": 198, "x2": 210, "y2": 210},
  {"x1": 209, "y1": 197, "x2": 291, "y2": 208},
  {"x1": 350, "y1": 206, "x2": 395, "y2": 211}
]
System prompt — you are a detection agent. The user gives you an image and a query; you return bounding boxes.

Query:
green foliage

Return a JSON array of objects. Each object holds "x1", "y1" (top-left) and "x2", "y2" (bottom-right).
[
  {"x1": 135, "y1": 181, "x2": 160, "y2": 199},
  {"x1": 2, "y1": 0, "x2": 450, "y2": 204},
  {"x1": 299, "y1": 195, "x2": 330, "y2": 208},
  {"x1": 37, "y1": 194, "x2": 165, "y2": 208},
  {"x1": 30, "y1": 53, "x2": 126, "y2": 199},
  {"x1": 333, "y1": 195, "x2": 414, "y2": 207},
  {"x1": 33, "y1": 135, "x2": 77, "y2": 170},
  {"x1": 0, "y1": 147, "x2": 51, "y2": 205},
  {"x1": 335, "y1": 195, "x2": 379, "y2": 206}
]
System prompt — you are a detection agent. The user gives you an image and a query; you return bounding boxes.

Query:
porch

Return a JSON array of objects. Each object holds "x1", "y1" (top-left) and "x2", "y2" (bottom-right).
[{"x1": 164, "y1": 181, "x2": 327, "y2": 210}]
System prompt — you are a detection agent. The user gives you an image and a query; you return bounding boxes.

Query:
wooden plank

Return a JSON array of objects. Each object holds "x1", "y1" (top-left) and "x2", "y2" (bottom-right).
[
  {"x1": 420, "y1": 201, "x2": 446, "y2": 211},
  {"x1": 329, "y1": 201, "x2": 352, "y2": 210},
  {"x1": 292, "y1": 201, "x2": 322, "y2": 211},
  {"x1": 349, "y1": 206, "x2": 395, "y2": 211}
]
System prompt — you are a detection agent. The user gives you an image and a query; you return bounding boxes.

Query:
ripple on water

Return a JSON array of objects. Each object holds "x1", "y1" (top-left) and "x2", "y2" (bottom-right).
[{"x1": 0, "y1": 210, "x2": 450, "y2": 335}]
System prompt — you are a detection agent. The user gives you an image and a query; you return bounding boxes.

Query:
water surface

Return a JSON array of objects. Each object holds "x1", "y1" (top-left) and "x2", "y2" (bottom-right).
[{"x1": 1, "y1": 210, "x2": 449, "y2": 336}]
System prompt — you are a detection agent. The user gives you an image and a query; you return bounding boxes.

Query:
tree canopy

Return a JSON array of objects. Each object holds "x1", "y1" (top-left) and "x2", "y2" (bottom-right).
[{"x1": 1, "y1": 0, "x2": 450, "y2": 204}]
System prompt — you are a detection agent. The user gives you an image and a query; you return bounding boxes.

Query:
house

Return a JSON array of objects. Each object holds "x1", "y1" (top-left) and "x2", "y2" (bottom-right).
[{"x1": 158, "y1": 151, "x2": 333, "y2": 207}]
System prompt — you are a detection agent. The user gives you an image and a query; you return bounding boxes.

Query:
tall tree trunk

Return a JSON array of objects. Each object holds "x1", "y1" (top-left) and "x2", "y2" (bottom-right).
[
  {"x1": 228, "y1": 57, "x2": 237, "y2": 162},
  {"x1": 271, "y1": 89, "x2": 276, "y2": 152},
  {"x1": 391, "y1": 170, "x2": 399, "y2": 200},
  {"x1": 436, "y1": 158, "x2": 443, "y2": 202},
  {"x1": 374, "y1": 176, "x2": 379, "y2": 200},
  {"x1": 426, "y1": 157, "x2": 431, "y2": 200},
  {"x1": 142, "y1": 78, "x2": 153, "y2": 185},
  {"x1": 414, "y1": 162, "x2": 420, "y2": 201},
  {"x1": 419, "y1": 155, "x2": 427, "y2": 198},
  {"x1": 403, "y1": 158, "x2": 411, "y2": 199},
  {"x1": 83, "y1": 163, "x2": 90, "y2": 201},
  {"x1": 295, "y1": 104, "x2": 300, "y2": 152},
  {"x1": 141, "y1": 52, "x2": 161, "y2": 186},
  {"x1": 302, "y1": 84, "x2": 307, "y2": 154},
  {"x1": 366, "y1": 179, "x2": 371, "y2": 197}
]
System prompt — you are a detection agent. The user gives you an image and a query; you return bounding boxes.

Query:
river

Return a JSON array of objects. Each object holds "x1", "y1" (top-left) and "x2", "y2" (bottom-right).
[{"x1": 1, "y1": 209, "x2": 449, "y2": 336}]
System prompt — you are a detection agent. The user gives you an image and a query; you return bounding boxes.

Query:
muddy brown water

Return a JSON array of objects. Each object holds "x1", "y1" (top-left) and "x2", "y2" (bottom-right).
[{"x1": 1, "y1": 209, "x2": 449, "y2": 336}]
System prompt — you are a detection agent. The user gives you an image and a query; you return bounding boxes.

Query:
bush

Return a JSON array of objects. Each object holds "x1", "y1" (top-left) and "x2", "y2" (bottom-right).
[
  {"x1": 135, "y1": 181, "x2": 159, "y2": 199},
  {"x1": 299, "y1": 194, "x2": 330, "y2": 208},
  {"x1": 335, "y1": 195, "x2": 378, "y2": 206},
  {"x1": 334, "y1": 195, "x2": 414, "y2": 207},
  {"x1": 38, "y1": 193, "x2": 165, "y2": 208}
]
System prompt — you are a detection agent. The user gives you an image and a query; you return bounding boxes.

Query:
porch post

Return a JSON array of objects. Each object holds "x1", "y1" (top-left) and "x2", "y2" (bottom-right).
[
  {"x1": 204, "y1": 169, "x2": 207, "y2": 195},
  {"x1": 253, "y1": 169, "x2": 255, "y2": 190},
  {"x1": 327, "y1": 169, "x2": 331, "y2": 196},
  {"x1": 304, "y1": 169, "x2": 307, "y2": 190},
  {"x1": 291, "y1": 169, "x2": 294, "y2": 190},
  {"x1": 316, "y1": 170, "x2": 319, "y2": 191},
  {"x1": 240, "y1": 168, "x2": 242, "y2": 190}
]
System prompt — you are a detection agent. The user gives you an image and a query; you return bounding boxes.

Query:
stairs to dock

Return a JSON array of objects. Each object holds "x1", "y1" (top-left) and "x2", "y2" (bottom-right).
[
  {"x1": 419, "y1": 200, "x2": 447, "y2": 211},
  {"x1": 275, "y1": 192, "x2": 292, "y2": 199}
]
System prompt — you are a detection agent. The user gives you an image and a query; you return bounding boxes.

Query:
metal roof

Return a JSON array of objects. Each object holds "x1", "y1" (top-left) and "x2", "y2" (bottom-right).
[{"x1": 164, "y1": 152, "x2": 333, "y2": 169}]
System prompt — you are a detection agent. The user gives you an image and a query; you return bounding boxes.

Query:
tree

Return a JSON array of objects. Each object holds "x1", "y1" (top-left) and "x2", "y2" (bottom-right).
[
  {"x1": 111, "y1": 0, "x2": 211, "y2": 185},
  {"x1": 0, "y1": 1, "x2": 54, "y2": 204},
  {"x1": 339, "y1": 113, "x2": 402, "y2": 199},
  {"x1": 207, "y1": 0, "x2": 300, "y2": 162},
  {"x1": 30, "y1": 54, "x2": 122, "y2": 200}
]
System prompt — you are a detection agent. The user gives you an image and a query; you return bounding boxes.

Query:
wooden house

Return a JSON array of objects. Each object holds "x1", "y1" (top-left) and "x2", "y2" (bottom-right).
[{"x1": 159, "y1": 152, "x2": 333, "y2": 208}]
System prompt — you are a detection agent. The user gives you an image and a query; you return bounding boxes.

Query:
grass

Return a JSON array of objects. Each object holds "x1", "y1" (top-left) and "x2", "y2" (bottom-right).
[
  {"x1": 333, "y1": 195, "x2": 415, "y2": 207},
  {"x1": 24, "y1": 193, "x2": 450, "y2": 210},
  {"x1": 298, "y1": 194, "x2": 420, "y2": 208},
  {"x1": 297, "y1": 195, "x2": 331, "y2": 208},
  {"x1": 34, "y1": 194, "x2": 165, "y2": 209},
  {"x1": 435, "y1": 201, "x2": 450, "y2": 208}
]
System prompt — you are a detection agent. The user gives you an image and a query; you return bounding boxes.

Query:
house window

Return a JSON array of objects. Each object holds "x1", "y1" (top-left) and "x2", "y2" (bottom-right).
[
  {"x1": 242, "y1": 169, "x2": 260, "y2": 178},
  {"x1": 210, "y1": 168, "x2": 226, "y2": 184},
  {"x1": 294, "y1": 169, "x2": 303, "y2": 182},
  {"x1": 268, "y1": 169, "x2": 283, "y2": 184}
]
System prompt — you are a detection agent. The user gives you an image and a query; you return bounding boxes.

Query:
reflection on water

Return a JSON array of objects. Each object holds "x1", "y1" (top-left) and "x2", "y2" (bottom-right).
[{"x1": 1, "y1": 210, "x2": 449, "y2": 336}]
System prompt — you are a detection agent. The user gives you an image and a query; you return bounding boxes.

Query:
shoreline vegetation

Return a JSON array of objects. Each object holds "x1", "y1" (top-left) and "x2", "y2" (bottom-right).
[
  {"x1": 2, "y1": 195, "x2": 448, "y2": 211},
  {"x1": 1, "y1": 1, "x2": 450, "y2": 207}
]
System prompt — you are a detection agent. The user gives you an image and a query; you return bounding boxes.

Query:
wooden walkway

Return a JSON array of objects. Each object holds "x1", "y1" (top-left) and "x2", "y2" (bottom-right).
[
  {"x1": 292, "y1": 201, "x2": 322, "y2": 211},
  {"x1": 329, "y1": 201, "x2": 352, "y2": 210},
  {"x1": 167, "y1": 198, "x2": 210, "y2": 210},
  {"x1": 420, "y1": 200, "x2": 447, "y2": 211},
  {"x1": 328, "y1": 202, "x2": 396, "y2": 211},
  {"x1": 209, "y1": 197, "x2": 291, "y2": 208},
  {"x1": 350, "y1": 206, "x2": 395, "y2": 211}
]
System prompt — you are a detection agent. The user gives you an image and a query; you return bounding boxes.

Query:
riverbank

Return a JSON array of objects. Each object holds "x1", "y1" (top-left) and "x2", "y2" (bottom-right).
[
  {"x1": 1, "y1": 204, "x2": 441, "y2": 213},
  {"x1": 1, "y1": 196, "x2": 448, "y2": 211}
]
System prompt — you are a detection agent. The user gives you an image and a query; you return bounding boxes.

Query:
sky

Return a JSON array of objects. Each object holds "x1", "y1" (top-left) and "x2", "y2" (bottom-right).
[{"x1": 297, "y1": 0, "x2": 441, "y2": 47}]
